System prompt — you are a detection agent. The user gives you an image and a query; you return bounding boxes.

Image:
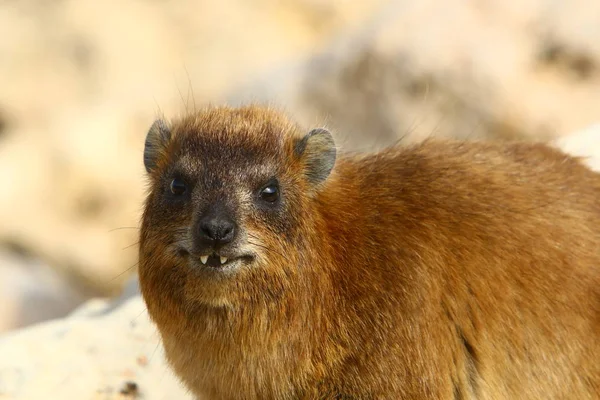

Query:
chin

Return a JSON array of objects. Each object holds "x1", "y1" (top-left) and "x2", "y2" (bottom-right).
[
  {"x1": 181, "y1": 257, "x2": 257, "y2": 308},
  {"x1": 183, "y1": 275, "x2": 237, "y2": 308}
]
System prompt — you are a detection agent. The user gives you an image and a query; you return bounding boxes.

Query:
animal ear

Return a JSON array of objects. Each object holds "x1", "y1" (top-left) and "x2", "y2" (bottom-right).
[
  {"x1": 144, "y1": 119, "x2": 172, "y2": 173},
  {"x1": 295, "y1": 128, "x2": 336, "y2": 186}
]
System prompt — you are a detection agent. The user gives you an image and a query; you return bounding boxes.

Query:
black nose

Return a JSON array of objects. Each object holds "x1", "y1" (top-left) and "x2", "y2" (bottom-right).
[{"x1": 196, "y1": 211, "x2": 236, "y2": 249}]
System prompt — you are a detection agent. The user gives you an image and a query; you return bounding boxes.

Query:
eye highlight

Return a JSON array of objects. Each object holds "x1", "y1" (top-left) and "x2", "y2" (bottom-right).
[
  {"x1": 259, "y1": 183, "x2": 279, "y2": 203},
  {"x1": 170, "y1": 178, "x2": 187, "y2": 195}
]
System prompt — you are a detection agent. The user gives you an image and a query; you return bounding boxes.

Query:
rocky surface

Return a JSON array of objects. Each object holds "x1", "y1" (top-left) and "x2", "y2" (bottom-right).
[
  {"x1": 554, "y1": 123, "x2": 600, "y2": 172},
  {"x1": 0, "y1": 278, "x2": 194, "y2": 400},
  {"x1": 0, "y1": 250, "x2": 86, "y2": 332},
  {"x1": 231, "y1": 0, "x2": 600, "y2": 150}
]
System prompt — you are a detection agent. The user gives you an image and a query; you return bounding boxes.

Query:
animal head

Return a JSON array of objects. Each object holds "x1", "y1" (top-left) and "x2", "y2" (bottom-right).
[{"x1": 139, "y1": 105, "x2": 336, "y2": 307}]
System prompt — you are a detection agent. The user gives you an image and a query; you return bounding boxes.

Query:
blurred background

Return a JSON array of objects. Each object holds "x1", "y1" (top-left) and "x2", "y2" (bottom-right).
[{"x1": 0, "y1": 0, "x2": 599, "y2": 334}]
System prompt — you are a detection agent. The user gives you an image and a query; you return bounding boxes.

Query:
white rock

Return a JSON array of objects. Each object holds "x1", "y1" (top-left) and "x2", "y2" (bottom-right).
[
  {"x1": 0, "y1": 251, "x2": 86, "y2": 333},
  {"x1": 554, "y1": 123, "x2": 600, "y2": 172},
  {"x1": 231, "y1": 0, "x2": 600, "y2": 150},
  {"x1": 0, "y1": 288, "x2": 192, "y2": 400}
]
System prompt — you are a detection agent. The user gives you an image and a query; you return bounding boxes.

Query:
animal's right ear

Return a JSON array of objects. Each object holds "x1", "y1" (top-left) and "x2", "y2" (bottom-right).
[
  {"x1": 294, "y1": 128, "x2": 336, "y2": 187},
  {"x1": 144, "y1": 119, "x2": 171, "y2": 173}
]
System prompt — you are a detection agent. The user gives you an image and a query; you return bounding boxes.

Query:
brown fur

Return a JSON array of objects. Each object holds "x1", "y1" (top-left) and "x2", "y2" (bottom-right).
[{"x1": 138, "y1": 105, "x2": 600, "y2": 399}]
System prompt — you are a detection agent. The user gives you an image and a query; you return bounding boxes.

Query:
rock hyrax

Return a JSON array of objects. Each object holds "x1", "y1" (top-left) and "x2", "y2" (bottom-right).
[{"x1": 139, "y1": 105, "x2": 600, "y2": 399}]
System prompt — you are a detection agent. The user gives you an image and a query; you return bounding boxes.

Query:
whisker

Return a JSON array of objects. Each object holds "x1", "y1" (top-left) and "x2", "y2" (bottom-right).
[
  {"x1": 246, "y1": 233, "x2": 283, "y2": 255},
  {"x1": 149, "y1": 340, "x2": 162, "y2": 364},
  {"x1": 247, "y1": 240, "x2": 286, "y2": 259},
  {"x1": 108, "y1": 261, "x2": 139, "y2": 283},
  {"x1": 122, "y1": 241, "x2": 140, "y2": 250},
  {"x1": 246, "y1": 232, "x2": 263, "y2": 241},
  {"x1": 108, "y1": 226, "x2": 139, "y2": 232},
  {"x1": 184, "y1": 64, "x2": 197, "y2": 113},
  {"x1": 175, "y1": 75, "x2": 188, "y2": 114},
  {"x1": 130, "y1": 307, "x2": 148, "y2": 325}
]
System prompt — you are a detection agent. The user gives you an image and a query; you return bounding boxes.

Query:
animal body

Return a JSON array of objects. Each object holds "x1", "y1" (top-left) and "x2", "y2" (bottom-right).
[{"x1": 138, "y1": 105, "x2": 600, "y2": 399}]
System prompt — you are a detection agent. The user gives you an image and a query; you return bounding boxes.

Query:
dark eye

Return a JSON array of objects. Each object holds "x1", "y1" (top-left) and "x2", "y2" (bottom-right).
[
  {"x1": 259, "y1": 184, "x2": 279, "y2": 203},
  {"x1": 170, "y1": 178, "x2": 187, "y2": 195}
]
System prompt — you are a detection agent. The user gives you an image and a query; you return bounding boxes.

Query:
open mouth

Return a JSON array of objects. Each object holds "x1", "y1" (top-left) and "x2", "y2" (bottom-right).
[
  {"x1": 199, "y1": 254, "x2": 233, "y2": 268},
  {"x1": 185, "y1": 252, "x2": 254, "y2": 269},
  {"x1": 176, "y1": 246, "x2": 253, "y2": 270}
]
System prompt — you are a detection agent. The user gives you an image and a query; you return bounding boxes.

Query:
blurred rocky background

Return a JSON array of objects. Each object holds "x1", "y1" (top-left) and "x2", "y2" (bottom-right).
[{"x1": 0, "y1": 0, "x2": 599, "y2": 398}]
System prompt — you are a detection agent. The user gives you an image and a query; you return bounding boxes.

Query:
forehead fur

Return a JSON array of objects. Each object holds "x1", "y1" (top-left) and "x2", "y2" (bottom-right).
[{"x1": 169, "y1": 105, "x2": 300, "y2": 165}]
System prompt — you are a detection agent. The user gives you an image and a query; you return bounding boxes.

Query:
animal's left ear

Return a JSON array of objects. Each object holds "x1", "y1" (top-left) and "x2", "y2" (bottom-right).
[
  {"x1": 144, "y1": 119, "x2": 172, "y2": 173},
  {"x1": 295, "y1": 128, "x2": 337, "y2": 187}
]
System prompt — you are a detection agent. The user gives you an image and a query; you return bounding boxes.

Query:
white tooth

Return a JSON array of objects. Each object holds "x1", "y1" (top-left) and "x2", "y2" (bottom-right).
[
  {"x1": 200, "y1": 255, "x2": 208, "y2": 265},
  {"x1": 220, "y1": 256, "x2": 227, "y2": 264}
]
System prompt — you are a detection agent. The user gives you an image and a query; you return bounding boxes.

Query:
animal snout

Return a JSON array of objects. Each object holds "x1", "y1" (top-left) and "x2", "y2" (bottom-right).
[{"x1": 195, "y1": 206, "x2": 237, "y2": 250}]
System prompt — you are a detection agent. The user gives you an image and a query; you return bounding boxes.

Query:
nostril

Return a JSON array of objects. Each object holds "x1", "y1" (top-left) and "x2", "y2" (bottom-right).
[
  {"x1": 221, "y1": 223, "x2": 235, "y2": 243},
  {"x1": 200, "y1": 223, "x2": 215, "y2": 241}
]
